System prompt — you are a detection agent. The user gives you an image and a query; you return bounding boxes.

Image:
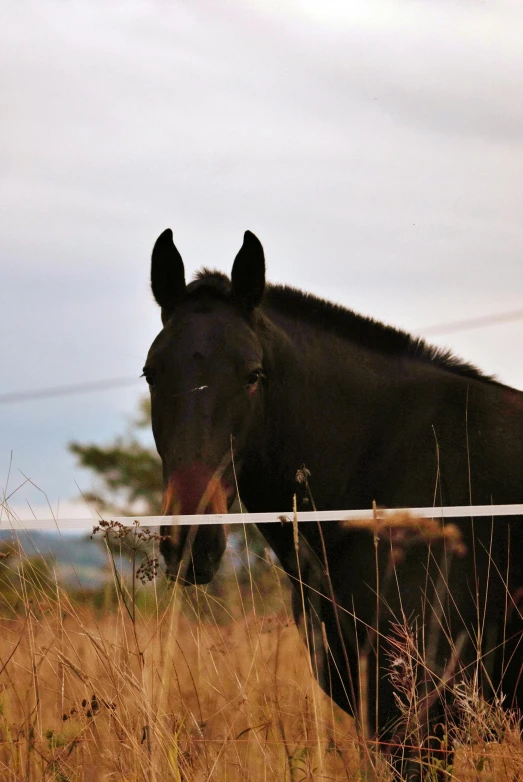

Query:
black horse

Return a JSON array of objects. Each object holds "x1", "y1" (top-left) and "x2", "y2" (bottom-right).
[{"x1": 144, "y1": 228, "x2": 523, "y2": 771}]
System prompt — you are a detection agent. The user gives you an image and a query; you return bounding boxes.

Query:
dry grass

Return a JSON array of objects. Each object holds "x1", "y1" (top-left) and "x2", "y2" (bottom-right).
[
  {"x1": 0, "y1": 608, "x2": 363, "y2": 781},
  {"x1": 0, "y1": 531, "x2": 366, "y2": 782},
  {"x1": 0, "y1": 525, "x2": 520, "y2": 781}
]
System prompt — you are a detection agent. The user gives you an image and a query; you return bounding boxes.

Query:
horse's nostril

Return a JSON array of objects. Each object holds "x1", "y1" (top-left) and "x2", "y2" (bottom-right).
[{"x1": 193, "y1": 351, "x2": 204, "y2": 360}]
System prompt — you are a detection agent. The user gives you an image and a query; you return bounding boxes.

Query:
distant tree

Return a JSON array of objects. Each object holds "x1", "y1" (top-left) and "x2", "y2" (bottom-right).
[{"x1": 69, "y1": 398, "x2": 163, "y2": 516}]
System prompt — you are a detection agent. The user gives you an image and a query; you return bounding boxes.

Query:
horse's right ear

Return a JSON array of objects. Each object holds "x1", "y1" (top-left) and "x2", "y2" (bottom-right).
[
  {"x1": 231, "y1": 231, "x2": 265, "y2": 310},
  {"x1": 151, "y1": 229, "x2": 186, "y2": 323}
]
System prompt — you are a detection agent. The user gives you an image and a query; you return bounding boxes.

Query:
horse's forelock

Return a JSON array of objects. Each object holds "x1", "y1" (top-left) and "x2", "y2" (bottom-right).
[
  {"x1": 188, "y1": 270, "x2": 231, "y2": 297},
  {"x1": 185, "y1": 273, "x2": 265, "y2": 322}
]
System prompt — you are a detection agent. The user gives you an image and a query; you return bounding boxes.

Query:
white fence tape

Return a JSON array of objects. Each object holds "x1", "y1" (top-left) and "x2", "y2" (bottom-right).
[{"x1": 1, "y1": 504, "x2": 523, "y2": 532}]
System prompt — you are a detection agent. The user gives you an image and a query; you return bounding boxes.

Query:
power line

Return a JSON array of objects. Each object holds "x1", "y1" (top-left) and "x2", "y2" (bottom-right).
[
  {"x1": 418, "y1": 308, "x2": 523, "y2": 336},
  {"x1": 1, "y1": 306, "x2": 522, "y2": 405},
  {"x1": 0, "y1": 377, "x2": 140, "y2": 405}
]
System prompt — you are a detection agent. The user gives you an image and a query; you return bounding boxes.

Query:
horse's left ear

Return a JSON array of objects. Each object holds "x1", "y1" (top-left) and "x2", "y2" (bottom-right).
[{"x1": 231, "y1": 231, "x2": 265, "y2": 310}]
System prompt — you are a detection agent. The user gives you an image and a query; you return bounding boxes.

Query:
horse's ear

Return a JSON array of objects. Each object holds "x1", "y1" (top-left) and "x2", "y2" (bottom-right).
[
  {"x1": 231, "y1": 231, "x2": 265, "y2": 310},
  {"x1": 151, "y1": 229, "x2": 186, "y2": 323}
]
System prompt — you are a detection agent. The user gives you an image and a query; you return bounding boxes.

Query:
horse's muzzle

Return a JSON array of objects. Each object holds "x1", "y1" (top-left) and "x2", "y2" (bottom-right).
[
  {"x1": 162, "y1": 463, "x2": 231, "y2": 516},
  {"x1": 160, "y1": 463, "x2": 231, "y2": 584}
]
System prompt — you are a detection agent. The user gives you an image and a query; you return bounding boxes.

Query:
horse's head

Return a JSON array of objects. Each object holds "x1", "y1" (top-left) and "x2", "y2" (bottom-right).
[{"x1": 144, "y1": 229, "x2": 266, "y2": 584}]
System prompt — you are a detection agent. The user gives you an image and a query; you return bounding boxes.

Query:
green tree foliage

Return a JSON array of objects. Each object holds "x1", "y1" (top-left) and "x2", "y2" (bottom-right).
[{"x1": 69, "y1": 398, "x2": 163, "y2": 516}]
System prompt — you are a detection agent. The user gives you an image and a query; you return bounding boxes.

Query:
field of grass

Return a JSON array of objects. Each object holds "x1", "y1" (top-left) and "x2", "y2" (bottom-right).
[{"x1": 0, "y1": 523, "x2": 521, "y2": 781}]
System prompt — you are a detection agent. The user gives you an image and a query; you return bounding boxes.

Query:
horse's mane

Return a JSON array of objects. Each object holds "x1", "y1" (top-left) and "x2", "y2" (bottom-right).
[{"x1": 192, "y1": 270, "x2": 493, "y2": 383}]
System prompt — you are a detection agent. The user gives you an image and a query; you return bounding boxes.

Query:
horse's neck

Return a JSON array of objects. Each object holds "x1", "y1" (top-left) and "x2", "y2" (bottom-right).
[
  {"x1": 262, "y1": 307, "x2": 394, "y2": 441},
  {"x1": 253, "y1": 310, "x2": 395, "y2": 509},
  {"x1": 257, "y1": 306, "x2": 516, "y2": 509}
]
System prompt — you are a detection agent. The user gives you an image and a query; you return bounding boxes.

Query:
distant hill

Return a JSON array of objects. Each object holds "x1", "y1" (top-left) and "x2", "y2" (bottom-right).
[{"x1": 0, "y1": 530, "x2": 120, "y2": 587}]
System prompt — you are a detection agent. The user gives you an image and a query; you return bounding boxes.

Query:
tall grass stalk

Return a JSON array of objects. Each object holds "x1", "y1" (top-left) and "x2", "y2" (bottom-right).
[{"x1": 0, "y1": 497, "x2": 520, "y2": 780}]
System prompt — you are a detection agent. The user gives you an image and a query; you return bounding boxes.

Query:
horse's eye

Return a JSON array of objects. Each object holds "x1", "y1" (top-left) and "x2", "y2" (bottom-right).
[
  {"x1": 246, "y1": 369, "x2": 264, "y2": 387},
  {"x1": 142, "y1": 368, "x2": 155, "y2": 386}
]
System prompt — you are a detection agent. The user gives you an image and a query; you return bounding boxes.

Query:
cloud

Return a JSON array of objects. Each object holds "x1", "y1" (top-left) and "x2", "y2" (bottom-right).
[{"x1": 1, "y1": 0, "x2": 522, "y2": 510}]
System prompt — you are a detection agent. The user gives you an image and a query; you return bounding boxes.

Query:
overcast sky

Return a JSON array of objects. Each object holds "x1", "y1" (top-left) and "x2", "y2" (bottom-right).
[{"x1": 2, "y1": 0, "x2": 522, "y2": 519}]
